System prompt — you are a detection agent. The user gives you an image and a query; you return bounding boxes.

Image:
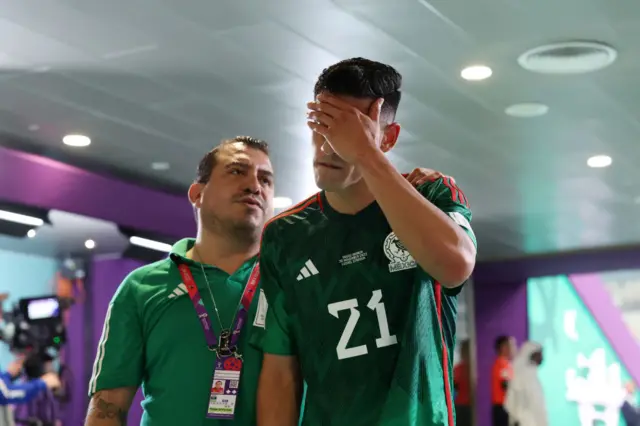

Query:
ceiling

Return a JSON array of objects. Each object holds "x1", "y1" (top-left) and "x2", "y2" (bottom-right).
[
  {"x1": 0, "y1": 210, "x2": 127, "y2": 258},
  {"x1": 0, "y1": 0, "x2": 638, "y2": 260}
]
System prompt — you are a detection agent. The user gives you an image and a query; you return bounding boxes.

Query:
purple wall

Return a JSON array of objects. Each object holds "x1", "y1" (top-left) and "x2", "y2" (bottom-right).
[
  {"x1": 0, "y1": 146, "x2": 195, "y2": 238},
  {"x1": 90, "y1": 257, "x2": 145, "y2": 425},
  {"x1": 473, "y1": 280, "x2": 528, "y2": 426},
  {"x1": 60, "y1": 292, "x2": 86, "y2": 426}
]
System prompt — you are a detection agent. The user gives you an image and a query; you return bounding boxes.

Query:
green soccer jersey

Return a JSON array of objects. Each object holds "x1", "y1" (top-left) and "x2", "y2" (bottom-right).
[
  {"x1": 89, "y1": 238, "x2": 264, "y2": 426},
  {"x1": 251, "y1": 177, "x2": 476, "y2": 426}
]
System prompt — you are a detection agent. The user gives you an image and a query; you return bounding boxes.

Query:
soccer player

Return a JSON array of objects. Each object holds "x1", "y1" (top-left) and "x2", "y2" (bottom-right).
[{"x1": 254, "y1": 58, "x2": 477, "y2": 426}]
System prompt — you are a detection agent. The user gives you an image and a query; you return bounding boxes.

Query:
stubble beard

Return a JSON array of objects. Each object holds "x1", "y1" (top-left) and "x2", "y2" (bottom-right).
[{"x1": 202, "y1": 208, "x2": 261, "y2": 248}]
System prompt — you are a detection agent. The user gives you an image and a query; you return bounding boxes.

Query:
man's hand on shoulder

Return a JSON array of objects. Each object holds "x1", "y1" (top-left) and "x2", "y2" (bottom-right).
[
  {"x1": 405, "y1": 168, "x2": 443, "y2": 188},
  {"x1": 85, "y1": 387, "x2": 136, "y2": 426}
]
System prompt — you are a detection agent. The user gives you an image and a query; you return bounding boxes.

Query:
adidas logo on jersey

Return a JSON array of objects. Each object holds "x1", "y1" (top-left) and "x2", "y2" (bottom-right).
[
  {"x1": 296, "y1": 259, "x2": 319, "y2": 281},
  {"x1": 168, "y1": 283, "x2": 187, "y2": 299}
]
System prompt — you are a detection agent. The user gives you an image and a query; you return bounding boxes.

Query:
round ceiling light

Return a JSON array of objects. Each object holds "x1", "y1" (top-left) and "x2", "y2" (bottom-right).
[
  {"x1": 84, "y1": 239, "x2": 96, "y2": 249},
  {"x1": 460, "y1": 65, "x2": 492, "y2": 81},
  {"x1": 63, "y1": 134, "x2": 91, "y2": 147},
  {"x1": 151, "y1": 162, "x2": 170, "y2": 171},
  {"x1": 273, "y1": 196, "x2": 293, "y2": 209},
  {"x1": 587, "y1": 155, "x2": 612, "y2": 168},
  {"x1": 27, "y1": 229, "x2": 36, "y2": 238},
  {"x1": 505, "y1": 103, "x2": 549, "y2": 118},
  {"x1": 518, "y1": 41, "x2": 617, "y2": 74}
]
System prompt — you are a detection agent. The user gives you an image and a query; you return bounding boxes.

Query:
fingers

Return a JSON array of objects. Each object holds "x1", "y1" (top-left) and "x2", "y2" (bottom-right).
[
  {"x1": 307, "y1": 110, "x2": 334, "y2": 128},
  {"x1": 406, "y1": 168, "x2": 419, "y2": 184},
  {"x1": 307, "y1": 100, "x2": 342, "y2": 119},
  {"x1": 315, "y1": 93, "x2": 353, "y2": 110},
  {"x1": 406, "y1": 168, "x2": 444, "y2": 187},
  {"x1": 306, "y1": 120, "x2": 330, "y2": 137}
]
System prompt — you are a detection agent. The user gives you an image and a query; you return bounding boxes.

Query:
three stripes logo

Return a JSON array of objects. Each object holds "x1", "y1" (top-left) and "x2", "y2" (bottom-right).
[
  {"x1": 168, "y1": 283, "x2": 188, "y2": 299},
  {"x1": 296, "y1": 259, "x2": 319, "y2": 281}
]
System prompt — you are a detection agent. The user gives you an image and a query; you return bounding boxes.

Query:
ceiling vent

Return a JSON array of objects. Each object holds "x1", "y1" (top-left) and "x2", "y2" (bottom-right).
[{"x1": 517, "y1": 41, "x2": 617, "y2": 74}]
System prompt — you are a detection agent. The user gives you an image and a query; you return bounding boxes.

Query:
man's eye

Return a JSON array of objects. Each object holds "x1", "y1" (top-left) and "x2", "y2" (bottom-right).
[
  {"x1": 230, "y1": 169, "x2": 242, "y2": 175},
  {"x1": 261, "y1": 178, "x2": 272, "y2": 186}
]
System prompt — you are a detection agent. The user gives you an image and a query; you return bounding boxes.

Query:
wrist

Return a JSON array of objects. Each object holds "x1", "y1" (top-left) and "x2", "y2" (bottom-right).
[{"x1": 354, "y1": 148, "x2": 393, "y2": 176}]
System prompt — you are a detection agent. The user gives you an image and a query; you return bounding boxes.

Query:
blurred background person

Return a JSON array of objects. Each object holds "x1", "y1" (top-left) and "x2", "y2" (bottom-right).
[
  {"x1": 454, "y1": 339, "x2": 472, "y2": 426},
  {"x1": 0, "y1": 353, "x2": 60, "y2": 426},
  {"x1": 621, "y1": 381, "x2": 640, "y2": 426},
  {"x1": 492, "y1": 335, "x2": 516, "y2": 426},
  {"x1": 504, "y1": 341, "x2": 547, "y2": 426}
]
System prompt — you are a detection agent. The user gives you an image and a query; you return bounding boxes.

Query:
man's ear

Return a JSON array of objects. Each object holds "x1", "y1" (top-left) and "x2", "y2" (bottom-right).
[
  {"x1": 188, "y1": 183, "x2": 204, "y2": 207},
  {"x1": 380, "y1": 122, "x2": 401, "y2": 153}
]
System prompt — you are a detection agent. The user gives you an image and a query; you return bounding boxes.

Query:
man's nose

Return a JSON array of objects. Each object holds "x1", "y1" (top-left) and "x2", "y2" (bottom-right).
[
  {"x1": 321, "y1": 141, "x2": 334, "y2": 155},
  {"x1": 244, "y1": 173, "x2": 261, "y2": 194}
]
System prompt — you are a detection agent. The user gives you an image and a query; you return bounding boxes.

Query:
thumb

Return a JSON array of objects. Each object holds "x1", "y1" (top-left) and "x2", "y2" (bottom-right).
[{"x1": 369, "y1": 98, "x2": 384, "y2": 122}]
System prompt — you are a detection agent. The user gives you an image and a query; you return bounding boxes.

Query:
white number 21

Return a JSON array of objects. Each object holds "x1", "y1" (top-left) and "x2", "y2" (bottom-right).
[{"x1": 327, "y1": 290, "x2": 398, "y2": 360}]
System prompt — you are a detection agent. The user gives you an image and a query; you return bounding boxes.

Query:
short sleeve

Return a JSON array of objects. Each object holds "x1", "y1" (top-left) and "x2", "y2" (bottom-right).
[
  {"x1": 249, "y1": 223, "x2": 296, "y2": 356},
  {"x1": 88, "y1": 274, "x2": 144, "y2": 396},
  {"x1": 417, "y1": 176, "x2": 475, "y2": 296},
  {"x1": 417, "y1": 176, "x2": 476, "y2": 248}
]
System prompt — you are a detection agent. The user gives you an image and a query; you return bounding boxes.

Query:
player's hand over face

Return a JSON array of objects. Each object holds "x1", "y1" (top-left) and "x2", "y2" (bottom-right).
[
  {"x1": 307, "y1": 93, "x2": 383, "y2": 164},
  {"x1": 406, "y1": 168, "x2": 443, "y2": 187}
]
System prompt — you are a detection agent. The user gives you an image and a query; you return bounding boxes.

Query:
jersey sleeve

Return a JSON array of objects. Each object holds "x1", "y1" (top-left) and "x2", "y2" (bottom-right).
[
  {"x1": 88, "y1": 273, "x2": 144, "y2": 396},
  {"x1": 417, "y1": 176, "x2": 475, "y2": 296},
  {"x1": 417, "y1": 176, "x2": 476, "y2": 248},
  {"x1": 249, "y1": 223, "x2": 297, "y2": 356}
]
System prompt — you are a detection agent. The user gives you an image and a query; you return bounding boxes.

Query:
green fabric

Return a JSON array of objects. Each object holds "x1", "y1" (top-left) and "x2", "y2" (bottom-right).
[
  {"x1": 251, "y1": 177, "x2": 475, "y2": 426},
  {"x1": 89, "y1": 238, "x2": 262, "y2": 426}
]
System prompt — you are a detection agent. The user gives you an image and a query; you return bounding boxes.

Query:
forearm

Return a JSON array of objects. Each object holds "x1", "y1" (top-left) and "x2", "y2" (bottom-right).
[
  {"x1": 85, "y1": 388, "x2": 135, "y2": 426},
  {"x1": 257, "y1": 355, "x2": 302, "y2": 426},
  {"x1": 357, "y1": 151, "x2": 475, "y2": 287},
  {"x1": 0, "y1": 377, "x2": 46, "y2": 404}
]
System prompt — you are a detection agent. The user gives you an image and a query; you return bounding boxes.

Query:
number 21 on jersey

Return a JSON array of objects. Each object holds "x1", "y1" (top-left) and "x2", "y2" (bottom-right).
[{"x1": 327, "y1": 290, "x2": 397, "y2": 360}]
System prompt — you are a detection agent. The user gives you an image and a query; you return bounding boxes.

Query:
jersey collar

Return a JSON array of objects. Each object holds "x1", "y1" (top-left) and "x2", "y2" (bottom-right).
[
  {"x1": 319, "y1": 191, "x2": 382, "y2": 222},
  {"x1": 169, "y1": 238, "x2": 258, "y2": 274}
]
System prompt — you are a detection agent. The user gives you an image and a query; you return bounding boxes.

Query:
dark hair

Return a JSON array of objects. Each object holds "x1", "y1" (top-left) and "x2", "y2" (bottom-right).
[
  {"x1": 494, "y1": 335, "x2": 511, "y2": 353},
  {"x1": 314, "y1": 57, "x2": 402, "y2": 121},
  {"x1": 196, "y1": 136, "x2": 269, "y2": 184},
  {"x1": 23, "y1": 351, "x2": 54, "y2": 379}
]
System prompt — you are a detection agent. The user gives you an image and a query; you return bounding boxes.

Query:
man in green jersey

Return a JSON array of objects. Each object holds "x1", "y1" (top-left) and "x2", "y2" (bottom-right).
[
  {"x1": 85, "y1": 136, "x2": 275, "y2": 426},
  {"x1": 254, "y1": 58, "x2": 477, "y2": 426}
]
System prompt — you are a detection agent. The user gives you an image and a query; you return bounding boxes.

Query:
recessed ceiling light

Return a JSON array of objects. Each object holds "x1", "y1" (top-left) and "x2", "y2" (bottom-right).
[
  {"x1": 27, "y1": 229, "x2": 36, "y2": 238},
  {"x1": 151, "y1": 162, "x2": 170, "y2": 171},
  {"x1": 587, "y1": 155, "x2": 612, "y2": 168},
  {"x1": 518, "y1": 41, "x2": 618, "y2": 74},
  {"x1": 460, "y1": 65, "x2": 492, "y2": 81},
  {"x1": 505, "y1": 103, "x2": 549, "y2": 118},
  {"x1": 273, "y1": 197, "x2": 293, "y2": 209},
  {"x1": 63, "y1": 134, "x2": 91, "y2": 147},
  {"x1": 84, "y1": 239, "x2": 96, "y2": 249}
]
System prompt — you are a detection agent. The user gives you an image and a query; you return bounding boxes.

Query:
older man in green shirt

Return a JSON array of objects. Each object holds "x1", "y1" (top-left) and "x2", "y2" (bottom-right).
[{"x1": 85, "y1": 136, "x2": 274, "y2": 426}]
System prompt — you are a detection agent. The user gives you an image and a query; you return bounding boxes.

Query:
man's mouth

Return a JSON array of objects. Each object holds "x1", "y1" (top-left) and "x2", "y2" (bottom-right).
[
  {"x1": 315, "y1": 161, "x2": 342, "y2": 170},
  {"x1": 238, "y1": 197, "x2": 262, "y2": 209}
]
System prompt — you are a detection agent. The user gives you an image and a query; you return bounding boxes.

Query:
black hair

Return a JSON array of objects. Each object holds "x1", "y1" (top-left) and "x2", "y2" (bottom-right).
[
  {"x1": 195, "y1": 136, "x2": 269, "y2": 184},
  {"x1": 313, "y1": 57, "x2": 402, "y2": 121},
  {"x1": 23, "y1": 351, "x2": 54, "y2": 379},
  {"x1": 494, "y1": 335, "x2": 510, "y2": 353}
]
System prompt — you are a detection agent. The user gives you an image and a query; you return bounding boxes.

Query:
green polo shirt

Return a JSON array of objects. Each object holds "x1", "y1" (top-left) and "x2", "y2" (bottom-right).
[{"x1": 88, "y1": 238, "x2": 266, "y2": 426}]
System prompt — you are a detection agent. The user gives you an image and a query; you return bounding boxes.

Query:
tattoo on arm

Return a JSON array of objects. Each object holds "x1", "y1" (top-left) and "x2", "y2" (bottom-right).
[{"x1": 86, "y1": 392, "x2": 128, "y2": 425}]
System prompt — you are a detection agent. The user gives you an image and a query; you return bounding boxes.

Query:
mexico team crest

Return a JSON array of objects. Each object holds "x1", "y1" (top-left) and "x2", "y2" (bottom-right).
[{"x1": 383, "y1": 232, "x2": 416, "y2": 273}]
